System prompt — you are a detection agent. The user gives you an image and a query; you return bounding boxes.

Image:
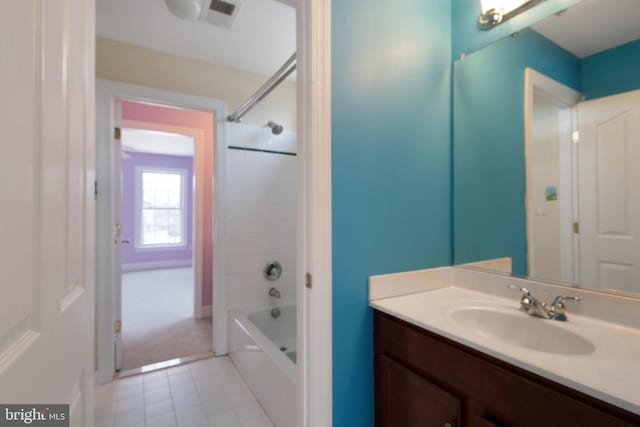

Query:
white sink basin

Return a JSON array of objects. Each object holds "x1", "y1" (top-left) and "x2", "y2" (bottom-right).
[{"x1": 449, "y1": 307, "x2": 596, "y2": 355}]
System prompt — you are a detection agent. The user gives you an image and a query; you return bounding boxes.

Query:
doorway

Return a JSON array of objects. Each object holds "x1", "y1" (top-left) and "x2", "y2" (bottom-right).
[
  {"x1": 95, "y1": 0, "x2": 334, "y2": 422},
  {"x1": 117, "y1": 117, "x2": 213, "y2": 371},
  {"x1": 525, "y1": 68, "x2": 583, "y2": 284},
  {"x1": 116, "y1": 100, "x2": 214, "y2": 372},
  {"x1": 96, "y1": 82, "x2": 227, "y2": 382}
]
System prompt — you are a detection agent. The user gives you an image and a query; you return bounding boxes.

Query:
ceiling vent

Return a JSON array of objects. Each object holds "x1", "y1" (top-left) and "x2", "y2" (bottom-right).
[{"x1": 201, "y1": 0, "x2": 242, "y2": 29}]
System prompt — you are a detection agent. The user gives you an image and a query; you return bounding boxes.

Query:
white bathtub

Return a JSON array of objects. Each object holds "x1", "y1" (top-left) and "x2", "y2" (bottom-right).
[{"x1": 229, "y1": 304, "x2": 296, "y2": 427}]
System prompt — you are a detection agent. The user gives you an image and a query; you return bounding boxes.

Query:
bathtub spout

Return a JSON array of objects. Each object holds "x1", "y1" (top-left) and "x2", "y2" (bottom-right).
[{"x1": 268, "y1": 287, "x2": 281, "y2": 298}]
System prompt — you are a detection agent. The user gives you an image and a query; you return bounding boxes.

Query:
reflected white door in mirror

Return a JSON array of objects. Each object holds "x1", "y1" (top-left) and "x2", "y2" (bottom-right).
[
  {"x1": 524, "y1": 72, "x2": 640, "y2": 295},
  {"x1": 577, "y1": 90, "x2": 640, "y2": 293},
  {"x1": 523, "y1": 77, "x2": 639, "y2": 294}
]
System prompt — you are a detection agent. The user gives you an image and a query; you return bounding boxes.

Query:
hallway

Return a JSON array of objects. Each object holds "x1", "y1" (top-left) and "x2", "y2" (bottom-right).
[
  {"x1": 96, "y1": 357, "x2": 273, "y2": 427},
  {"x1": 122, "y1": 267, "x2": 212, "y2": 370}
]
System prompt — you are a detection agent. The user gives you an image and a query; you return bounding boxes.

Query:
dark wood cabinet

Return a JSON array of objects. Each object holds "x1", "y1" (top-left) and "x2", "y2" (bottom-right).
[
  {"x1": 374, "y1": 310, "x2": 640, "y2": 427},
  {"x1": 376, "y1": 354, "x2": 460, "y2": 427}
]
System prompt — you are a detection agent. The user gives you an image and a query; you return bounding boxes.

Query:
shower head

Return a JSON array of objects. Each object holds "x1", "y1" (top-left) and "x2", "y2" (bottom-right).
[{"x1": 266, "y1": 121, "x2": 284, "y2": 135}]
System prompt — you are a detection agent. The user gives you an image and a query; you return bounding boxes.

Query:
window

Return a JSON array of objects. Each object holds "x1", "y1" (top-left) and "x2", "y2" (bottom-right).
[{"x1": 136, "y1": 167, "x2": 186, "y2": 248}]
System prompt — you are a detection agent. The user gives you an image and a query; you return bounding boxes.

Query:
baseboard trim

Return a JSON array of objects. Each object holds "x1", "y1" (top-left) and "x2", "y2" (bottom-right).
[
  {"x1": 198, "y1": 305, "x2": 212, "y2": 319},
  {"x1": 122, "y1": 260, "x2": 193, "y2": 272}
]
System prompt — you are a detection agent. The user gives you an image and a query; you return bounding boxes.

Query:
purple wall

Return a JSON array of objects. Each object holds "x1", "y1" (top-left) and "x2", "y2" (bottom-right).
[{"x1": 121, "y1": 151, "x2": 194, "y2": 267}]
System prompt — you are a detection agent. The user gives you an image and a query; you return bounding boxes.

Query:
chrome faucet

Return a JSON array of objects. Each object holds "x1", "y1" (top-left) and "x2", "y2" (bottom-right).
[
  {"x1": 268, "y1": 287, "x2": 281, "y2": 298},
  {"x1": 548, "y1": 295, "x2": 580, "y2": 321},
  {"x1": 508, "y1": 285, "x2": 579, "y2": 321},
  {"x1": 508, "y1": 285, "x2": 549, "y2": 318}
]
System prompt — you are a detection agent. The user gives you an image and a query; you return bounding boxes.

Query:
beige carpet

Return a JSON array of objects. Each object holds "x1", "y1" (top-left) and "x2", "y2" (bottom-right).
[{"x1": 121, "y1": 267, "x2": 212, "y2": 371}]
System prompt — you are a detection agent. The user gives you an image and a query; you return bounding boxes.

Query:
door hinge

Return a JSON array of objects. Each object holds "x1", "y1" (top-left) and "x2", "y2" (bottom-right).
[
  {"x1": 114, "y1": 127, "x2": 121, "y2": 140},
  {"x1": 572, "y1": 130, "x2": 580, "y2": 144},
  {"x1": 305, "y1": 272, "x2": 312, "y2": 289},
  {"x1": 573, "y1": 222, "x2": 580, "y2": 234},
  {"x1": 114, "y1": 320, "x2": 121, "y2": 334},
  {"x1": 94, "y1": 180, "x2": 98, "y2": 200},
  {"x1": 115, "y1": 223, "x2": 122, "y2": 238}
]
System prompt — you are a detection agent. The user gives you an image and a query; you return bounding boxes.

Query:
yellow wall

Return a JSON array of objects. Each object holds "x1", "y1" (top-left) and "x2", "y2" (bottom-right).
[{"x1": 96, "y1": 37, "x2": 296, "y2": 130}]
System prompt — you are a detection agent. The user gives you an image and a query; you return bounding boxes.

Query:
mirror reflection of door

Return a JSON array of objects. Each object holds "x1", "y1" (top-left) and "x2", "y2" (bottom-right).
[
  {"x1": 528, "y1": 82, "x2": 640, "y2": 293},
  {"x1": 577, "y1": 90, "x2": 640, "y2": 293}
]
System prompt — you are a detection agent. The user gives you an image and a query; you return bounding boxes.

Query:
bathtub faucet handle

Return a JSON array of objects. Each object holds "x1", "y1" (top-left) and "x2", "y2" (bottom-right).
[
  {"x1": 263, "y1": 261, "x2": 283, "y2": 281},
  {"x1": 269, "y1": 287, "x2": 281, "y2": 298}
]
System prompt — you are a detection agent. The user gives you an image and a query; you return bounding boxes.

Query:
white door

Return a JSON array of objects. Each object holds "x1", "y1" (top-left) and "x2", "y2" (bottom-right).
[
  {"x1": 0, "y1": 0, "x2": 95, "y2": 425},
  {"x1": 578, "y1": 90, "x2": 640, "y2": 293}
]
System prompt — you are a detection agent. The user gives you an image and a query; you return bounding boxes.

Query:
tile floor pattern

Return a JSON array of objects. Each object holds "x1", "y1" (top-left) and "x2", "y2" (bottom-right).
[
  {"x1": 122, "y1": 267, "x2": 213, "y2": 370},
  {"x1": 96, "y1": 357, "x2": 274, "y2": 427}
]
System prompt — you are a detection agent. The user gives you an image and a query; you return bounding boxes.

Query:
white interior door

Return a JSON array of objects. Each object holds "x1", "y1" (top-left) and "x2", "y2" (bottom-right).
[
  {"x1": 112, "y1": 106, "x2": 124, "y2": 371},
  {"x1": 578, "y1": 90, "x2": 640, "y2": 293},
  {"x1": 0, "y1": 0, "x2": 95, "y2": 424}
]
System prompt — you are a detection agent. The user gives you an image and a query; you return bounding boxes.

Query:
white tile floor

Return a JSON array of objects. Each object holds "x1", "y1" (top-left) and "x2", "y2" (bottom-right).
[{"x1": 95, "y1": 357, "x2": 273, "y2": 427}]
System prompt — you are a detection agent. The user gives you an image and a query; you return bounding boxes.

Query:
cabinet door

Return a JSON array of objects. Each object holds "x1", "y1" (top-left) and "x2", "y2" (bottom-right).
[{"x1": 376, "y1": 355, "x2": 461, "y2": 427}]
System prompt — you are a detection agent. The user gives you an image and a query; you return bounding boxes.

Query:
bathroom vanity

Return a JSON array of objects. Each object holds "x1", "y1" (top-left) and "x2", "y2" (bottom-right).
[
  {"x1": 374, "y1": 311, "x2": 638, "y2": 427},
  {"x1": 374, "y1": 1, "x2": 640, "y2": 424},
  {"x1": 370, "y1": 268, "x2": 640, "y2": 427}
]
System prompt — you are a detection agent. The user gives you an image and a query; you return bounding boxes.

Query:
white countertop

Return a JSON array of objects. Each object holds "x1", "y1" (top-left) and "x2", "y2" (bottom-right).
[{"x1": 371, "y1": 286, "x2": 640, "y2": 415}]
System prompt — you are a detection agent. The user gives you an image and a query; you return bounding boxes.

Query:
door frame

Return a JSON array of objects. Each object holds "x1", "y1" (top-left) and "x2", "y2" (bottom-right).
[
  {"x1": 96, "y1": 80, "x2": 229, "y2": 383},
  {"x1": 95, "y1": 0, "x2": 334, "y2": 423},
  {"x1": 296, "y1": 0, "x2": 333, "y2": 425},
  {"x1": 576, "y1": 89, "x2": 640, "y2": 293}
]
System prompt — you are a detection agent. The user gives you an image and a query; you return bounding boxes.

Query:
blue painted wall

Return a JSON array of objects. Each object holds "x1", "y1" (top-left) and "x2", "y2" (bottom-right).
[
  {"x1": 581, "y1": 39, "x2": 640, "y2": 100},
  {"x1": 452, "y1": 0, "x2": 581, "y2": 59},
  {"x1": 331, "y1": 0, "x2": 452, "y2": 425},
  {"x1": 453, "y1": 29, "x2": 579, "y2": 275}
]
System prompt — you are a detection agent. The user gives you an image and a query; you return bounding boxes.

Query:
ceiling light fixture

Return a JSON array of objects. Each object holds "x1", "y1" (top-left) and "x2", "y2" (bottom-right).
[
  {"x1": 478, "y1": 0, "x2": 547, "y2": 30},
  {"x1": 165, "y1": 0, "x2": 203, "y2": 21}
]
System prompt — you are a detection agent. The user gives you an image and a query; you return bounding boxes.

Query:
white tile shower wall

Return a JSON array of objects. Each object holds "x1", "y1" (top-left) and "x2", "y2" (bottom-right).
[{"x1": 225, "y1": 123, "x2": 296, "y2": 310}]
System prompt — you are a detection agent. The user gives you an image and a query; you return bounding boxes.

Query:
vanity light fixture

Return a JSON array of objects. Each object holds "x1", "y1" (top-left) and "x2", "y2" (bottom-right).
[{"x1": 478, "y1": 0, "x2": 547, "y2": 30}]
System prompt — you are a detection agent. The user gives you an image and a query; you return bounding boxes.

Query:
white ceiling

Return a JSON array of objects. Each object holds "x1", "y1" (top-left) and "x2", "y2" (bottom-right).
[
  {"x1": 122, "y1": 128, "x2": 195, "y2": 157},
  {"x1": 96, "y1": 0, "x2": 296, "y2": 77},
  {"x1": 531, "y1": 0, "x2": 640, "y2": 58}
]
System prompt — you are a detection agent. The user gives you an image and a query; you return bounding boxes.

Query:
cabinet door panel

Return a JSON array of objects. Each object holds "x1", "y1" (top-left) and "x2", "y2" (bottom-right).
[{"x1": 376, "y1": 355, "x2": 460, "y2": 427}]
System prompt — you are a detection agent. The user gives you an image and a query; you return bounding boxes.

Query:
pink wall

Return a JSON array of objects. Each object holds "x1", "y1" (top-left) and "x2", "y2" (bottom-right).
[{"x1": 121, "y1": 100, "x2": 215, "y2": 308}]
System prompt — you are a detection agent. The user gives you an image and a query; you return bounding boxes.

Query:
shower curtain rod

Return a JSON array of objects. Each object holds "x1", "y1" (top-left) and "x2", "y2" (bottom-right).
[{"x1": 227, "y1": 53, "x2": 296, "y2": 123}]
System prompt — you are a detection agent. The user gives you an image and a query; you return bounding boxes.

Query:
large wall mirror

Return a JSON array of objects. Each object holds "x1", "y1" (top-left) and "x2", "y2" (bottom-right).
[{"x1": 453, "y1": 0, "x2": 640, "y2": 295}]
